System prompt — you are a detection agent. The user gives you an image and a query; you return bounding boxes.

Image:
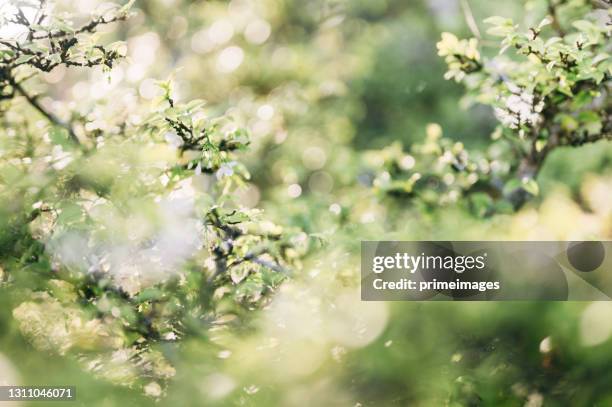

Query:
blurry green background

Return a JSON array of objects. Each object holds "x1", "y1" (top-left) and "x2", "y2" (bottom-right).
[{"x1": 1, "y1": 0, "x2": 612, "y2": 406}]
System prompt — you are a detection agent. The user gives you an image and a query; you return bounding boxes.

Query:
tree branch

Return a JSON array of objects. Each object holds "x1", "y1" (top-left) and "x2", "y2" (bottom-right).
[{"x1": 12, "y1": 81, "x2": 79, "y2": 145}]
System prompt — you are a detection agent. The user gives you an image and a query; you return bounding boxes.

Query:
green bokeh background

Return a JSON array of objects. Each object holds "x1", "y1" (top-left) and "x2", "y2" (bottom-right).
[{"x1": 1, "y1": 0, "x2": 612, "y2": 405}]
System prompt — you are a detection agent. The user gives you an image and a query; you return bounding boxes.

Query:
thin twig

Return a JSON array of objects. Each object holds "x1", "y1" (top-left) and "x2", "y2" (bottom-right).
[
  {"x1": 35, "y1": 0, "x2": 47, "y2": 25},
  {"x1": 12, "y1": 81, "x2": 79, "y2": 145},
  {"x1": 242, "y1": 253, "x2": 288, "y2": 274}
]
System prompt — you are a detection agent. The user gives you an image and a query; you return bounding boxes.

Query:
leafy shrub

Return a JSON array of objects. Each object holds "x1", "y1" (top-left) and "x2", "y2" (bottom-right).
[
  {"x1": 371, "y1": 0, "x2": 610, "y2": 212},
  {"x1": 1, "y1": 1, "x2": 306, "y2": 392}
]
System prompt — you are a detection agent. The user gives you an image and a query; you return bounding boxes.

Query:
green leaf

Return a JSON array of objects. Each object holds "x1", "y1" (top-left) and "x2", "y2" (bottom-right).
[
  {"x1": 483, "y1": 16, "x2": 511, "y2": 26},
  {"x1": 545, "y1": 37, "x2": 562, "y2": 47},
  {"x1": 572, "y1": 20, "x2": 596, "y2": 32},
  {"x1": 49, "y1": 127, "x2": 75, "y2": 149},
  {"x1": 578, "y1": 111, "x2": 602, "y2": 136},
  {"x1": 557, "y1": 113, "x2": 579, "y2": 131},
  {"x1": 522, "y1": 178, "x2": 539, "y2": 196},
  {"x1": 469, "y1": 193, "x2": 493, "y2": 217},
  {"x1": 57, "y1": 202, "x2": 84, "y2": 224},
  {"x1": 15, "y1": 55, "x2": 34, "y2": 64},
  {"x1": 484, "y1": 16, "x2": 514, "y2": 37},
  {"x1": 537, "y1": 17, "x2": 552, "y2": 29},
  {"x1": 531, "y1": 38, "x2": 545, "y2": 54},
  {"x1": 591, "y1": 53, "x2": 609, "y2": 66},
  {"x1": 503, "y1": 178, "x2": 522, "y2": 195},
  {"x1": 487, "y1": 26, "x2": 513, "y2": 37},
  {"x1": 571, "y1": 91, "x2": 593, "y2": 109},
  {"x1": 134, "y1": 288, "x2": 164, "y2": 303}
]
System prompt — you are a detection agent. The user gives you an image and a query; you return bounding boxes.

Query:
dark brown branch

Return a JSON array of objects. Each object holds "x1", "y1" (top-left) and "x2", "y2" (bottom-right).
[
  {"x1": 12, "y1": 81, "x2": 79, "y2": 145},
  {"x1": 231, "y1": 252, "x2": 288, "y2": 274}
]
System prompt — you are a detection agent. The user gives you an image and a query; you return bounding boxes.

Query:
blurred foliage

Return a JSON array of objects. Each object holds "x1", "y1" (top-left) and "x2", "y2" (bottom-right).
[
  {"x1": 0, "y1": 0, "x2": 611, "y2": 406},
  {"x1": 372, "y1": 0, "x2": 611, "y2": 213},
  {"x1": 1, "y1": 0, "x2": 306, "y2": 395}
]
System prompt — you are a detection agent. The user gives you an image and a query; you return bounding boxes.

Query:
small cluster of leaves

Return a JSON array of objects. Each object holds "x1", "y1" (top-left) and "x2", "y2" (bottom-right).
[
  {"x1": 1, "y1": 0, "x2": 132, "y2": 145},
  {"x1": 150, "y1": 84, "x2": 251, "y2": 178},
  {"x1": 366, "y1": 124, "x2": 520, "y2": 216},
  {"x1": 374, "y1": 0, "x2": 611, "y2": 212},
  {"x1": 1, "y1": 0, "x2": 130, "y2": 93}
]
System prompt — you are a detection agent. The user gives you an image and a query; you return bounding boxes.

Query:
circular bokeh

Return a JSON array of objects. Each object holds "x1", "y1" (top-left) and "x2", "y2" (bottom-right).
[{"x1": 567, "y1": 241, "x2": 605, "y2": 272}]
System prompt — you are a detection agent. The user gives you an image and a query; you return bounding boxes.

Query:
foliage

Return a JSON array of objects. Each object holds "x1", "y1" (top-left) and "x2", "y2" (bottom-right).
[
  {"x1": 1, "y1": 0, "x2": 306, "y2": 393},
  {"x1": 372, "y1": 0, "x2": 611, "y2": 212},
  {"x1": 0, "y1": 0, "x2": 611, "y2": 405}
]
